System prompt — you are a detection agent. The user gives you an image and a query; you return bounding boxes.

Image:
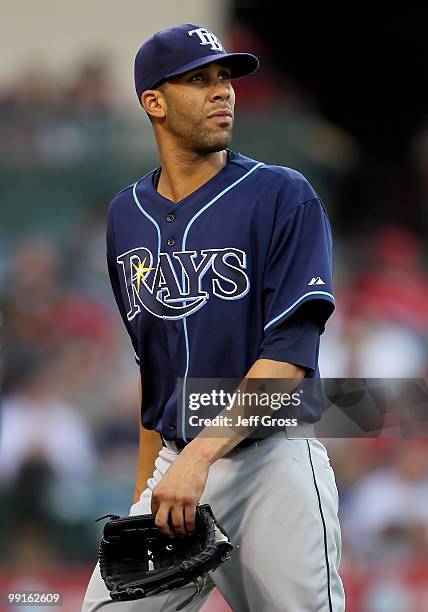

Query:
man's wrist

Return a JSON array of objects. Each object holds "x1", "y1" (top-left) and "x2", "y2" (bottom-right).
[{"x1": 183, "y1": 432, "x2": 245, "y2": 465}]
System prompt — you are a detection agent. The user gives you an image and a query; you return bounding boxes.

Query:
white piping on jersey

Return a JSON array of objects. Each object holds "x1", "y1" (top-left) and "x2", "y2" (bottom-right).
[
  {"x1": 182, "y1": 316, "x2": 191, "y2": 434},
  {"x1": 264, "y1": 290, "x2": 335, "y2": 331},
  {"x1": 132, "y1": 182, "x2": 162, "y2": 258},
  {"x1": 132, "y1": 182, "x2": 162, "y2": 366},
  {"x1": 180, "y1": 161, "x2": 264, "y2": 442},
  {"x1": 181, "y1": 162, "x2": 264, "y2": 248}
]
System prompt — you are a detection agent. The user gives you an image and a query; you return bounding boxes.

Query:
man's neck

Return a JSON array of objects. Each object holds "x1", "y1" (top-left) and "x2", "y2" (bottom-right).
[{"x1": 155, "y1": 146, "x2": 228, "y2": 203}]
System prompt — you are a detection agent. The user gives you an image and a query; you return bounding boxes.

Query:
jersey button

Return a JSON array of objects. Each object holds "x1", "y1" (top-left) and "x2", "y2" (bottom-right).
[
  {"x1": 169, "y1": 422, "x2": 176, "y2": 431},
  {"x1": 166, "y1": 214, "x2": 175, "y2": 222},
  {"x1": 167, "y1": 238, "x2": 175, "y2": 247}
]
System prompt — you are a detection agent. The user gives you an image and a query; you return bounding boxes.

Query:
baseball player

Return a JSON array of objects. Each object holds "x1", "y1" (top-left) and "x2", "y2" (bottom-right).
[{"x1": 82, "y1": 24, "x2": 345, "y2": 611}]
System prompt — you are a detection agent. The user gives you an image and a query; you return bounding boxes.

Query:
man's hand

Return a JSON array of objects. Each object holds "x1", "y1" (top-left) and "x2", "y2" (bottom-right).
[
  {"x1": 151, "y1": 446, "x2": 210, "y2": 538},
  {"x1": 151, "y1": 360, "x2": 305, "y2": 537}
]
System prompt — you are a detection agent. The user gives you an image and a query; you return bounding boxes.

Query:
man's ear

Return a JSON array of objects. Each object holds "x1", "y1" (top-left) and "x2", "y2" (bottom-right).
[{"x1": 140, "y1": 89, "x2": 166, "y2": 120}]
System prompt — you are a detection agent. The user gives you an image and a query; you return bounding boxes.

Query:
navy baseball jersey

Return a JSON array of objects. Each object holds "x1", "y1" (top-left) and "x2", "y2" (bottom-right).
[{"x1": 106, "y1": 151, "x2": 335, "y2": 442}]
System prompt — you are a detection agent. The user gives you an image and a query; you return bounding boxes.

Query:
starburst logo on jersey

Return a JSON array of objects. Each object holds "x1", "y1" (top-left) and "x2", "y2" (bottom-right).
[
  {"x1": 132, "y1": 258, "x2": 155, "y2": 292},
  {"x1": 117, "y1": 247, "x2": 249, "y2": 320}
]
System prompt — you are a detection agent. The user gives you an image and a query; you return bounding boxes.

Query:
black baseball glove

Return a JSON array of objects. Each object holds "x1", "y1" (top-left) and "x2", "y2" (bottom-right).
[{"x1": 97, "y1": 504, "x2": 233, "y2": 611}]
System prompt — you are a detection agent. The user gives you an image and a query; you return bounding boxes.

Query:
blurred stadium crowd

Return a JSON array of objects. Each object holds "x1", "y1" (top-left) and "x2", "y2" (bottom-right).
[{"x1": 0, "y1": 27, "x2": 428, "y2": 611}]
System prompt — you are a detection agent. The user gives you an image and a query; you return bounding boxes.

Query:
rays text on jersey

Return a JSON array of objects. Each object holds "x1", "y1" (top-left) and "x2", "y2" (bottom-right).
[{"x1": 116, "y1": 247, "x2": 250, "y2": 320}]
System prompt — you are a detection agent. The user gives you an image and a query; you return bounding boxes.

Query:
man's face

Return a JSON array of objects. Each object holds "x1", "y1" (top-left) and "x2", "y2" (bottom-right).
[{"x1": 159, "y1": 62, "x2": 235, "y2": 154}]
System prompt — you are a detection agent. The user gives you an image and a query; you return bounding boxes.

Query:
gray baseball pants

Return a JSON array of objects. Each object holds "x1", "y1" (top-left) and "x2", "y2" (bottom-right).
[{"x1": 81, "y1": 429, "x2": 345, "y2": 611}]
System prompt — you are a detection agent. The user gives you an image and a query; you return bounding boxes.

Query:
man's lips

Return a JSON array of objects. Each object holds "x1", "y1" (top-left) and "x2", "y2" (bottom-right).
[{"x1": 207, "y1": 109, "x2": 233, "y2": 119}]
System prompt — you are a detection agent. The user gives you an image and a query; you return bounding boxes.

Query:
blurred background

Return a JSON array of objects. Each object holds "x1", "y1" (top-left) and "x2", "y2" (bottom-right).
[{"x1": 1, "y1": 2, "x2": 427, "y2": 611}]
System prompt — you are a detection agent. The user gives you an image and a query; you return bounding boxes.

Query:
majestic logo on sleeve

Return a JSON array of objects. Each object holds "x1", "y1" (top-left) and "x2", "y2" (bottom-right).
[{"x1": 117, "y1": 247, "x2": 249, "y2": 321}]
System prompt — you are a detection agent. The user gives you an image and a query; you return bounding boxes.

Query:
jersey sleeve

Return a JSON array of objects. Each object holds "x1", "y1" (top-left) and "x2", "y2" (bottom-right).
[
  {"x1": 106, "y1": 215, "x2": 141, "y2": 366},
  {"x1": 259, "y1": 307, "x2": 321, "y2": 371},
  {"x1": 263, "y1": 198, "x2": 335, "y2": 335}
]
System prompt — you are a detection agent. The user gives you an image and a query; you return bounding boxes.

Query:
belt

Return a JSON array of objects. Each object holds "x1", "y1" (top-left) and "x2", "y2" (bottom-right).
[
  {"x1": 161, "y1": 436, "x2": 258, "y2": 453},
  {"x1": 161, "y1": 437, "x2": 187, "y2": 453},
  {"x1": 161, "y1": 422, "x2": 315, "y2": 453}
]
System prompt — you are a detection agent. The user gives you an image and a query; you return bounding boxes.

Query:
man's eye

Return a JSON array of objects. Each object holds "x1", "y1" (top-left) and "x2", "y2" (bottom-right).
[
  {"x1": 190, "y1": 74, "x2": 204, "y2": 82},
  {"x1": 219, "y1": 72, "x2": 231, "y2": 80}
]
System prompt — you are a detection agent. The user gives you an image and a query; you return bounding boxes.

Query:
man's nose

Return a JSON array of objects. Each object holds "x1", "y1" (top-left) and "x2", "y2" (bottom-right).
[{"x1": 209, "y1": 81, "x2": 230, "y2": 102}]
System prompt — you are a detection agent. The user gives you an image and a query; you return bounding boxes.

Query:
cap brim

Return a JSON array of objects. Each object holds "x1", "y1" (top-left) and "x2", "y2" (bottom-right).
[{"x1": 163, "y1": 52, "x2": 259, "y2": 81}]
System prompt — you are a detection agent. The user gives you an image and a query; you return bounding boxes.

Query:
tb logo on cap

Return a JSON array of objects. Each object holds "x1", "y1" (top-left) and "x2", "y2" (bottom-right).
[{"x1": 188, "y1": 27, "x2": 223, "y2": 52}]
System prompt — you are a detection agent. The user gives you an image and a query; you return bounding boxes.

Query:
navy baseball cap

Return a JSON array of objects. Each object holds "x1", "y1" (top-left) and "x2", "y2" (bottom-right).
[{"x1": 134, "y1": 24, "x2": 259, "y2": 104}]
